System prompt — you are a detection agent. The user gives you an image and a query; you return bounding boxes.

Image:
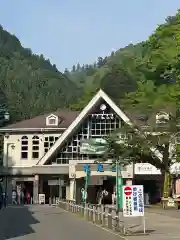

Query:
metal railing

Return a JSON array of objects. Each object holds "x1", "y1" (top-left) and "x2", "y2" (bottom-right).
[{"x1": 58, "y1": 200, "x2": 126, "y2": 234}]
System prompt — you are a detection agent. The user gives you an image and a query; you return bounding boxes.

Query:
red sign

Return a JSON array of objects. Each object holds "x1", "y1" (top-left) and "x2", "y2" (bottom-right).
[{"x1": 124, "y1": 186, "x2": 132, "y2": 196}]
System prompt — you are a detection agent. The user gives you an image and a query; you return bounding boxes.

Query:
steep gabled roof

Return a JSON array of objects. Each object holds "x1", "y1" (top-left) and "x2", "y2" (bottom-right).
[{"x1": 37, "y1": 89, "x2": 162, "y2": 165}]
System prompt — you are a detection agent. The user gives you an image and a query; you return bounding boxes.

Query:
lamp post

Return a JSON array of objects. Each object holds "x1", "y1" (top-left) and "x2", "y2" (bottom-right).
[
  {"x1": 4, "y1": 142, "x2": 15, "y2": 206},
  {"x1": 0, "y1": 110, "x2": 10, "y2": 127}
]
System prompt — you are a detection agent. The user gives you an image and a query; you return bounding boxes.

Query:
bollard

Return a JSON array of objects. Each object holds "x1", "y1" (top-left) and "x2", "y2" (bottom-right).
[
  {"x1": 101, "y1": 205, "x2": 104, "y2": 226},
  {"x1": 90, "y1": 205, "x2": 93, "y2": 222},
  {"x1": 87, "y1": 204, "x2": 91, "y2": 221},
  {"x1": 112, "y1": 208, "x2": 116, "y2": 231},
  {"x1": 97, "y1": 205, "x2": 101, "y2": 224},
  {"x1": 93, "y1": 206, "x2": 96, "y2": 223},
  {"x1": 104, "y1": 206, "x2": 109, "y2": 227},
  {"x1": 49, "y1": 197, "x2": 51, "y2": 205},
  {"x1": 89, "y1": 205, "x2": 93, "y2": 221},
  {"x1": 118, "y1": 211, "x2": 124, "y2": 233},
  {"x1": 107, "y1": 208, "x2": 112, "y2": 229}
]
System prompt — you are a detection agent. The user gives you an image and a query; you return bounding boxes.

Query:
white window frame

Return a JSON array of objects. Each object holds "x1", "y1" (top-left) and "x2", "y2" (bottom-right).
[{"x1": 46, "y1": 114, "x2": 58, "y2": 126}]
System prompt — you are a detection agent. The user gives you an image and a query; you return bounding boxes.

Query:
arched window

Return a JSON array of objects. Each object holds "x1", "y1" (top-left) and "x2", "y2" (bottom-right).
[
  {"x1": 32, "y1": 136, "x2": 39, "y2": 159},
  {"x1": 21, "y1": 136, "x2": 28, "y2": 159}
]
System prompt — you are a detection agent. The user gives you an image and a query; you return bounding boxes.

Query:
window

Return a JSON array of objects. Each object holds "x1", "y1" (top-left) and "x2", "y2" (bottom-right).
[
  {"x1": 44, "y1": 136, "x2": 59, "y2": 153},
  {"x1": 32, "y1": 136, "x2": 39, "y2": 159},
  {"x1": 49, "y1": 118, "x2": 56, "y2": 125},
  {"x1": 21, "y1": 136, "x2": 28, "y2": 159},
  {"x1": 46, "y1": 114, "x2": 58, "y2": 126}
]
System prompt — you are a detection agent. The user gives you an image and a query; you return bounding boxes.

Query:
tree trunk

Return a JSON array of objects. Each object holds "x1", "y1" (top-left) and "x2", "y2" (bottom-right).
[{"x1": 163, "y1": 171, "x2": 171, "y2": 198}]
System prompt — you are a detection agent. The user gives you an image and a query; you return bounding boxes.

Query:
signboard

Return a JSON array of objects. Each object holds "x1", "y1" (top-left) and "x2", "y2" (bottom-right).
[
  {"x1": 48, "y1": 179, "x2": 64, "y2": 186},
  {"x1": 135, "y1": 163, "x2": 161, "y2": 175},
  {"x1": 167, "y1": 198, "x2": 175, "y2": 207},
  {"x1": 124, "y1": 186, "x2": 132, "y2": 196},
  {"x1": 39, "y1": 194, "x2": 45, "y2": 204},
  {"x1": 80, "y1": 138, "x2": 107, "y2": 155},
  {"x1": 123, "y1": 185, "x2": 144, "y2": 217}
]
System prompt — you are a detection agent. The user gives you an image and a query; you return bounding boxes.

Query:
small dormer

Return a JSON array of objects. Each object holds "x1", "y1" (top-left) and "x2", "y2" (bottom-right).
[
  {"x1": 46, "y1": 114, "x2": 58, "y2": 126},
  {"x1": 156, "y1": 111, "x2": 169, "y2": 124}
]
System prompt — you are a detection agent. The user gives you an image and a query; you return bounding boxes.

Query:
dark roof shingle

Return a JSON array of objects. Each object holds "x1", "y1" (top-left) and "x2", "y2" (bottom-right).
[{"x1": 2, "y1": 110, "x2": 80, "y2": 130}]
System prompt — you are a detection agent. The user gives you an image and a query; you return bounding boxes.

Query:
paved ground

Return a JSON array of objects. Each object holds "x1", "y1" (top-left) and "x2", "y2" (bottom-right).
[
  {"x1": 0, "y1": 205, "x2": 124, "y2": 240},
  {"x1": 124, "y1": 208, "x2": 180, "y2": 240},
  {"x1": 1, "y1": 205, "x2": 180, "y2": 240}
]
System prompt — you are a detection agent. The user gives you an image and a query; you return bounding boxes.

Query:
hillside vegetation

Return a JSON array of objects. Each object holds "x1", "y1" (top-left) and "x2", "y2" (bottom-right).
[
  {"x1": 0, "y1": 25, "x2": 80, "y2": 122},
  {"x1": 69, "y1": 10, "x2": 179, "y2": 111},
  {"x1": 0, "y1": 10, "x2": 179, "y2": 123}
]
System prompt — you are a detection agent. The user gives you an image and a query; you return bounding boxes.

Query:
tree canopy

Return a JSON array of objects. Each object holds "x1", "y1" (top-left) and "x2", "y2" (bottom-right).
[{"x1": 69, "y1": 10, "x2": 179, "y2": 112}]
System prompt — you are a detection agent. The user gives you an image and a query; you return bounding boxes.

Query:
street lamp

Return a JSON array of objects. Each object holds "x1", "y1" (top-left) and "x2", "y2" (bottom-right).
[
  {"x1": 4, "y1": 111, "x2": 10, "y2": 121},
  {"x1": 4, "y1": 143, "x2": 15, "y2": 206}
]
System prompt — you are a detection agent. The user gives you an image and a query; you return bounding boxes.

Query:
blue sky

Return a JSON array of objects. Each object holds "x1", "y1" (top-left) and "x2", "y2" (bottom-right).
[{"x1": 0, "y1": 1, "x2": 179, "y2": 71}]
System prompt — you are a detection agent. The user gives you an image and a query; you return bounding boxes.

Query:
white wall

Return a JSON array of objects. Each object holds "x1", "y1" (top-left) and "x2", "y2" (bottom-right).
[{"x1": 3, "y1": 133, "x2": 61, "y2": 167}]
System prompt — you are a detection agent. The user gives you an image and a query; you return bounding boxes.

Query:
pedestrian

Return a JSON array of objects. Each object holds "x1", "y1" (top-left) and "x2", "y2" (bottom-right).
[
  {"x1": 96, "y1": 187, "x2": 103, "y2": 205},
  {"x1": 101, "y1": 189, "x2": 109, "y2": 205},
  {"x1": 12, "y1": 190, "x2": 17, "y2": 204},
  {"x1": 26, "y1": 190, "x2": 31, "y2": 204},
  {"x1": 0, "y1": 192, "x2": 2, "y2": 210},
  {"x1": 2, "y1": 192, "x2": 7, "y2": 207},
  {"x1": 20, "y1": 190, "x2": 24, "y2": 205}
]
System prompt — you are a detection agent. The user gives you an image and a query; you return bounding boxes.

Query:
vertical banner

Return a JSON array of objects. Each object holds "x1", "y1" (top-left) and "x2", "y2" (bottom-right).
[{"x1": 117, "y1": 176, "x2": 123, "y2": 209}]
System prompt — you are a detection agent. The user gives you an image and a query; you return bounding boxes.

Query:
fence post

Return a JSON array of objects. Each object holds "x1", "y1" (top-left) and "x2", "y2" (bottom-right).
[
  {"x1": 112, "y1": 208, "x2": 116, "y2": 231},
  {"x1": 93, "y1": 205, "x2": 96, "y2": 223},
  {"x1": 97, "y1": 205, "x2": 101, "y2": 224},
  {"x1": 104, "y1": 206, "x2": 109, "y2": 227},
  {"x1": 107, "y1": 207, "x2": 112, "y2": 229},
  {"x1": 101, "y1": 205, "x2": 104, "y2": 226}
]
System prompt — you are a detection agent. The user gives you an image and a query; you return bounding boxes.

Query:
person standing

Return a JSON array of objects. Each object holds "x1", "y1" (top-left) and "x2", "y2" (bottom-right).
[
  {"x1": 12, "y1": 190, "x2": 17, "y2": 204},
  {"x1": 26, "y1": 190, "x2": 31, "y2": 204},
  {"x1": 2, "y1": 192, "x2": 7, "y2": 207},
  {"x1": 20, "y1": 190, "x2": 24, "y2": 205},
  {"x1": 0, "y1": 191, "x2": 2, "y2": 209}
]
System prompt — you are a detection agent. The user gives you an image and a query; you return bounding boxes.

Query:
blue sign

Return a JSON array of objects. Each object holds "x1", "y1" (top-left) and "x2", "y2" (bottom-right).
[
  {"x1": 133, "y1": 187, "x2": 138, "y2": 211},
  {"x1": 83, "y1": 164, "x2": 89, "y2": 172},
  {"x1": 97, "y1": 163, "x2": 104, "y2": 172},
  {"x1": 96, "y1": 163, "x2": 120, "y2": 172},
  {"x1": 84, "y1": 163, "x2": 90, "y2": 172}
]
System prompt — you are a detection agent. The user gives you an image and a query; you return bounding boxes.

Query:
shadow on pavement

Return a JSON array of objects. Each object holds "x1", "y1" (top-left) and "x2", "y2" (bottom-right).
[{"x1": 0, "y1": 206, "x2": 39, "y2": 239}]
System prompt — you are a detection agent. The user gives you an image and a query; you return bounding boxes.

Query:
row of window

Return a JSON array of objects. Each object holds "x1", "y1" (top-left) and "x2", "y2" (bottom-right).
[
  {"x1": 21, "y1": 135, "x2": 59, "y2": 159},
  {"x1": 21, "y1": 136, "x2": 40, "y2": 159}
]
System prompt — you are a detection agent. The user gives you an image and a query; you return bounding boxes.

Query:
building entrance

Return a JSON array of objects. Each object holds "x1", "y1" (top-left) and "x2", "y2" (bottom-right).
[
  {"x1": 16, "y1": 181, "x2": 33, "y2": 204},
  {"x1": 134, "y1": 176, "x2": 163, "y2": 204}
]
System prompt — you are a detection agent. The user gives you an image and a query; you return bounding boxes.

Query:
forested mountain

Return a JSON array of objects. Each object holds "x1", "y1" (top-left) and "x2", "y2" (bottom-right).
[
  {"x1": 0, "y1": 10, "x2": 179, "y2": 124},
  {"x1": 0, "y1": 25, "x2": 80, "y2": 122},
  {"x1": 69, "y1": 10, "x2": 179, "y2": 110}
]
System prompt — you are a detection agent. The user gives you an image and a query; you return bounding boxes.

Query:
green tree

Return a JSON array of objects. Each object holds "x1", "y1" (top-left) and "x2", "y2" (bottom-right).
[
  {"x1": 0, "y1": 25, "x2": 79, "y2": 122},
  {"x1": 100, "y1": 65, "x2": 136, "y2": 103},
  {"x1": 108, "y1": 114, "x2": 178, "y2": 199}
]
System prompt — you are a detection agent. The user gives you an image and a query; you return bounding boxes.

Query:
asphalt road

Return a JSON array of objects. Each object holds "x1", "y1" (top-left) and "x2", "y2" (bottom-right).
[{"x1": 0, "y1": 205, "x2": 124, "y2": 240}]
